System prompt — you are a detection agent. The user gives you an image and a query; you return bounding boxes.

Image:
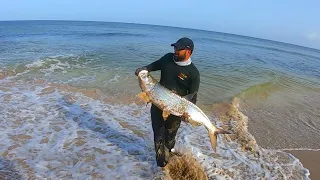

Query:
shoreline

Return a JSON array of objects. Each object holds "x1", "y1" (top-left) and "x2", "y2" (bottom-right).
[
  {"x1": 1, "y1": 76, "x2": 317, "y2": 179},
  {"x1": 285, "y1": 150, "x2": 320, "y2": 180}
]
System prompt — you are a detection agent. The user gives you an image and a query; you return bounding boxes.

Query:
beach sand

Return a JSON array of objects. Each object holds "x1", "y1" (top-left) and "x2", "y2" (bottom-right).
[{"x1": 286, "y1": 150, "x2": 320, "y2": 180}]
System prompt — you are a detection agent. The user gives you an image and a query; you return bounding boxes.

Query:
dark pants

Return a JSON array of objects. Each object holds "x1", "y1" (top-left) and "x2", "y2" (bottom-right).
[{"x1": 150, "y1": 104, "x2": 182, "y2": 167}]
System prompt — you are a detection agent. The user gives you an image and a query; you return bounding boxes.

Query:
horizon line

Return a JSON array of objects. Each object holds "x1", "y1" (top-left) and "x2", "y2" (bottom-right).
[{"x1": 1, "y1": 19, "x2": 320, "y2": 51}]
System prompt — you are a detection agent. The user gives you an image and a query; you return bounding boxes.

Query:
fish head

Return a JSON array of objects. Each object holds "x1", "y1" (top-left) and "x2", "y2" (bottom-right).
[{"x1": 138, "y1": 70, "x2": 156, "y2": 92}]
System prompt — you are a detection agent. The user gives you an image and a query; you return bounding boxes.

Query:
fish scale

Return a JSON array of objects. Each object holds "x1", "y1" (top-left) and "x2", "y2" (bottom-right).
[{"x1": 150, "y1": 83, "x2": 189, "y2": 116}]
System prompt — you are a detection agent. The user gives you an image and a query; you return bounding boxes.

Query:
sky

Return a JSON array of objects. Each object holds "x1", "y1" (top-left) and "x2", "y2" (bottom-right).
[{"x1": 1, "y1": 0, "x2": 320, "y2": 49}]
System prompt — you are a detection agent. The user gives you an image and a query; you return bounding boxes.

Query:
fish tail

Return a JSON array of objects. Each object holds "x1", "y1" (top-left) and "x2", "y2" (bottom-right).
[{"x1": 209, "y1": 127, "x2": 231, "y2": 152}]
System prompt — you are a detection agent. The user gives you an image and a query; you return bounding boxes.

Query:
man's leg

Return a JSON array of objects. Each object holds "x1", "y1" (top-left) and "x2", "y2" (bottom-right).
[
  {"x1": 150, "y1": 105, "x2": 169, "y2": 167},
  {"x1": 164, "y1": 115, "x2": 182, "y2": 151}
]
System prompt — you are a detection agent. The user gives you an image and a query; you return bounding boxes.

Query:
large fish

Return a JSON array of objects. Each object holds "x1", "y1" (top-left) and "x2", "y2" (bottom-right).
[{"x1": 137, "y1": 70, "x2": 230, "y2": 152}]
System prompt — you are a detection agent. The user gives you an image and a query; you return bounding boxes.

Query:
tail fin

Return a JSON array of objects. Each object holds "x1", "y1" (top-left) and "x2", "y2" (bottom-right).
[{"x1": 209, "y1": 128, "x2": 231, "y2": 152}]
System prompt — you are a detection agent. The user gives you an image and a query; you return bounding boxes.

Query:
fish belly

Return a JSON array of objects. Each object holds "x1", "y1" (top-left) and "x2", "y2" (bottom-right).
[{"x1": 149, "y1": 84, "x2": 188, "y2": 116}]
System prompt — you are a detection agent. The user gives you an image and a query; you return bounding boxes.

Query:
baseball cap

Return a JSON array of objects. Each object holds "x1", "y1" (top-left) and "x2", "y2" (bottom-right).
[{"x1": 171, "y1": 37, "x2": 194, "y2": 51}]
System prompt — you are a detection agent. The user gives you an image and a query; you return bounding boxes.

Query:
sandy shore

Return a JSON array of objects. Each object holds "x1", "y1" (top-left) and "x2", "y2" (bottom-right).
[{"x1": 285, "y1": 150, "x2": 320, "y2": 180}]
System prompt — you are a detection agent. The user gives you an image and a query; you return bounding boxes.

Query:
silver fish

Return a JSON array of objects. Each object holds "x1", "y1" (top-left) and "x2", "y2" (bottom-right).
[{"x1": 137, "y1": 70, "x2": 230, "y2": 152}]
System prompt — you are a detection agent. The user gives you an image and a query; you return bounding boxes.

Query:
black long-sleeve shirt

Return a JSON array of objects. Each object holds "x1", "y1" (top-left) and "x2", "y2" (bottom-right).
[{"x1": 145, "y1": 53, "x2": 200, "y2": 104}]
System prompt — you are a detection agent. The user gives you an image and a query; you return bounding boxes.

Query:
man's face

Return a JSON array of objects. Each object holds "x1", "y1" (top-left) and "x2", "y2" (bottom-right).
[{"x1": 173, "y1": 47, "x2": 191, "y2": 61}]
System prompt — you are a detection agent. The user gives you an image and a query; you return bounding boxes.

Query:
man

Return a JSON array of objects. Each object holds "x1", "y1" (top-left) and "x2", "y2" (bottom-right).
[{"x1": 135, "y1": 37, "x2": 200, "y2": 167}]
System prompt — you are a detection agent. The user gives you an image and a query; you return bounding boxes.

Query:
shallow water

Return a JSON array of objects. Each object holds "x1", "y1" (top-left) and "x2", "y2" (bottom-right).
[
  {"x1": 1, "y1": 20, "x2": 319, "y2": 179},
  {"x1": 0, "y1": 77, "x2": 310, "y2": 179}
]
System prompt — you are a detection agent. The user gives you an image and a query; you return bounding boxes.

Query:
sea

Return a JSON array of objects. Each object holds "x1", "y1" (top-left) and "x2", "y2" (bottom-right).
[{"x1": 0, "y1": 20, "x2": 319, "y2": 179}]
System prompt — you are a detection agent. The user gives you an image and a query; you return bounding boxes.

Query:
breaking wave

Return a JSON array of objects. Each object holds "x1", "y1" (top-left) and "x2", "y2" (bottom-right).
[
  {"x1": 0, "y1": 72, "x2": 310, "y2": 179},
  {"x1": 81, "y1": 32, "x2": 147, "y2": 37}
]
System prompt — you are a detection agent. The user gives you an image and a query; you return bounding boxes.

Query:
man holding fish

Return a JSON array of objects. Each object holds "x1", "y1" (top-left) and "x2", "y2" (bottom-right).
[
  {"x1": 135, "y1": 37, "x2": 230, "y2": 167},
  {"x1": 135, "y1": 37, "x2": 200, "y2": 167}
]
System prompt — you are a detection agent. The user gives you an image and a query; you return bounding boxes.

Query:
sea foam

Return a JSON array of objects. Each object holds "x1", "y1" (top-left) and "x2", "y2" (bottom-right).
[{"x1": 0, "y1": 75, "x2": 310, "y2": 179}]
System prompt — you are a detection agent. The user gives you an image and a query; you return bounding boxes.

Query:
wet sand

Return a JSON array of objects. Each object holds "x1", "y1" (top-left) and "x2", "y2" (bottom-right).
[{"x1": 286, "y1": 150, "x2": 320, "y2": 180}]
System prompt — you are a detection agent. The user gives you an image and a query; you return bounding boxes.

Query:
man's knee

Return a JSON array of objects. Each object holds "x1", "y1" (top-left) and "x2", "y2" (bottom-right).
[
  {"x1": 165, "y1": 116, "x2": 181, "y2": 132},
  {"x1": 164, "y1": 118, "x2": 182, "y2": 150},
  {"x1": 151, "y1": 106, "x2": 164, "y2": 132}
]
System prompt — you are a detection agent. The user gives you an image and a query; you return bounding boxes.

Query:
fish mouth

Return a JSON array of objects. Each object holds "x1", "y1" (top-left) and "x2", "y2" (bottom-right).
[{"x1": 138, "y1": 70, "x2": 149, "y2": 77}]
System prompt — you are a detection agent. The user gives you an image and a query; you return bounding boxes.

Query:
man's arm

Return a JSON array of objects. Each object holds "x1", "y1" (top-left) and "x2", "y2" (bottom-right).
[
  {"x1": 135, "y1": 53, "x2": 169, "y2": 76},
  {"x1": 188, "y1": 71, "x2": 200, "y2": 104},
  {"x1": 145, "y1": 58, "x2": 162, "y2": 72}
]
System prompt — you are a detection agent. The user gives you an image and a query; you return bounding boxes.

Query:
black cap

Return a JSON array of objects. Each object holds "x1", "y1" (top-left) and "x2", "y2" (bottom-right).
[{"x1": 171, "y1": 37, "x2": 194, "y2": 51}]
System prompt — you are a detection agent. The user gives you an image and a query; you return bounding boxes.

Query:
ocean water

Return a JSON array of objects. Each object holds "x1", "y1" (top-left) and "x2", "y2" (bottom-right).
[{"x1": 0, "y1": 20, "x2": 319, "y2": 179}]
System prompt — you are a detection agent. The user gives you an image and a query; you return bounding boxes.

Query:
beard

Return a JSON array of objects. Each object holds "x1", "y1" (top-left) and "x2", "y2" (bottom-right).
[{"x1": 174, "y1": 52, "x2": 187, "y2": 62}]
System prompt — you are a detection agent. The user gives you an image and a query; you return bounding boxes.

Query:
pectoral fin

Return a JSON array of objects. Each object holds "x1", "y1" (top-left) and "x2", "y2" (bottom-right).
[
  {"x1": 137, "y1": 92, "x2": 150, "y2": 103},
  {"x1": 162, "y1": 110, "x2": 170, "y2": 120}
]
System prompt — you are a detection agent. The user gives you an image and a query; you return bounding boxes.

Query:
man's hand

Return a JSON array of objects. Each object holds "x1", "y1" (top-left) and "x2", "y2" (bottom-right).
[
  {"x1": 181, "y1": 117, "x2": 189, "y2": 122},
  {"x1": 171, "y1": 90, "x2": 177, "y2": 94},
  {"x1": 135, "y1": 66, "x2": 147, "y2": 76}
]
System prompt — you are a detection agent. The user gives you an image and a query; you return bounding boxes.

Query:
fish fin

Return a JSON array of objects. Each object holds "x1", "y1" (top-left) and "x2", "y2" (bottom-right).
[
  {"x1": 162, "y1": 110, "x2": 170, "y2": 120},
  {"x1": 208, "y1": 131, "x2": 217, "y2": 152},
  {"x1": 182, "y1": 91, "x2": 197, "y2": 102},
  {"x1": 209, "y1": 127, "x2": 231, "y2": 152},
  {"x1": 189, "y1": 121, "x2": 201, "y2": 127},
  {"x1": 137, "y1": 92, "x2": 150, "y2": 103},
  {"x1": 183, "y1": 114, "x2": 201, "y2": 127}
]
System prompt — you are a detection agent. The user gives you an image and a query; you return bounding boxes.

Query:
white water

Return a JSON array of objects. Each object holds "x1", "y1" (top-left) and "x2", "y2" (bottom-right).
[
  {"x1": 0, "y1": 57, "x2": 311, "y2": 179},
  {"x1": 0, "y1": 77, "x2": 163, "y2": 179},
  {"x1": 0, "y1": 73, "x2": 310, "y2": 179}
]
